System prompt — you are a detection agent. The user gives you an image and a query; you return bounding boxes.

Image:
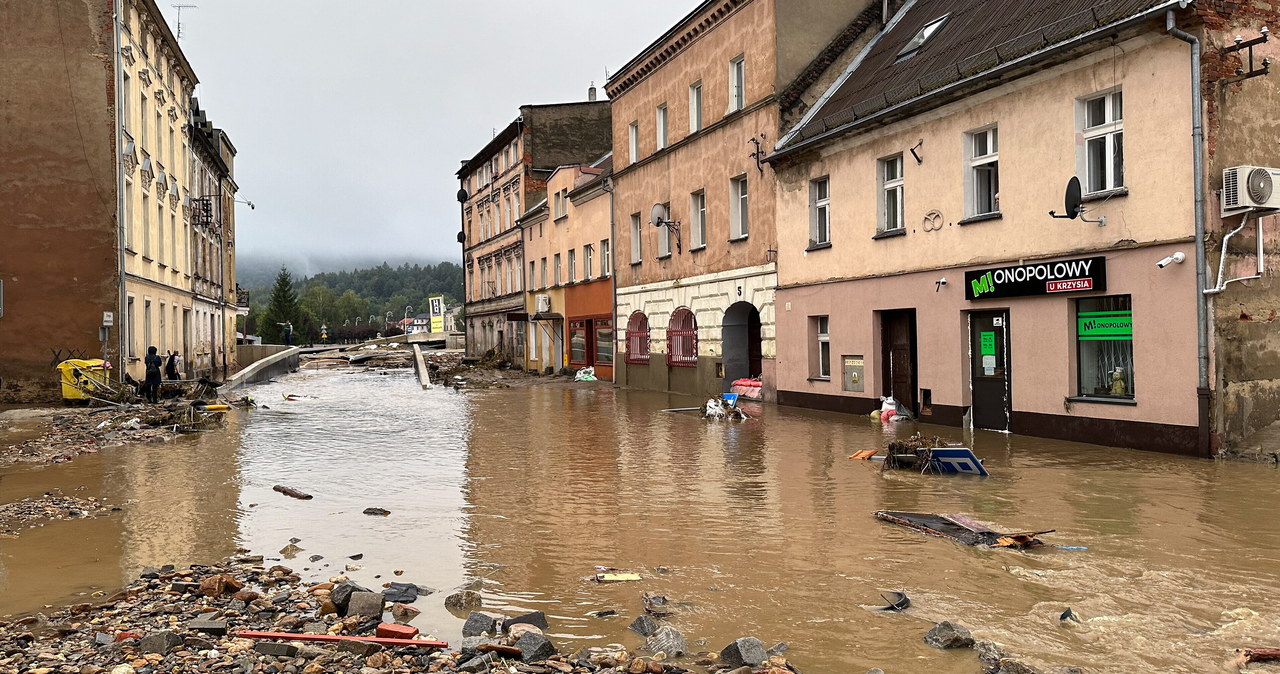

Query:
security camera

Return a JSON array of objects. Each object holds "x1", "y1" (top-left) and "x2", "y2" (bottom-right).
[{"x1": 1157, "y1": 252, "x2": 1186, "y2": 268}]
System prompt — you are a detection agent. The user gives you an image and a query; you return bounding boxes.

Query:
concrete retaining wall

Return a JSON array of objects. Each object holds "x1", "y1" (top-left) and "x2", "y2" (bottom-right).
[{"x1": 225, "y1": 346, "x2": 301, "y2": 391}]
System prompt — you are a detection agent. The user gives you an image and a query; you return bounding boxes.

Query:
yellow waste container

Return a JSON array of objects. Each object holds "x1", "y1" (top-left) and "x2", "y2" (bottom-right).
[{"x1": 57, "y1": 359, "x2": 110, "y2": 401}]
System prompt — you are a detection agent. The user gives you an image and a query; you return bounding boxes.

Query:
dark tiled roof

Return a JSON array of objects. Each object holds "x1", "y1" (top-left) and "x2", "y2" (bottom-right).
[{"x1": 784, "y1": 0, "x2": 1173, "y2": 147}]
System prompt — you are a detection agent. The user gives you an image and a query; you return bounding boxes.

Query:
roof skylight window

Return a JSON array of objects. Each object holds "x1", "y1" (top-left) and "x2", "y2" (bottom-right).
[{"x1": 896, "y1": 14, "x2": 951, "y2": 61}]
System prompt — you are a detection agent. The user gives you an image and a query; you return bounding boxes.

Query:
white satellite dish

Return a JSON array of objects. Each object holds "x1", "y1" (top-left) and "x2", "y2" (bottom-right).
[{"x1": 650, "y1": 203, "x2": 668, "y2": 227}]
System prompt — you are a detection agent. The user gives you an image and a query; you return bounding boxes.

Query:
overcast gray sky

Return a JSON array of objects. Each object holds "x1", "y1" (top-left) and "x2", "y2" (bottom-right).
[{"x1": 156, "y1": 1, "x2": 694, "y2": 266}]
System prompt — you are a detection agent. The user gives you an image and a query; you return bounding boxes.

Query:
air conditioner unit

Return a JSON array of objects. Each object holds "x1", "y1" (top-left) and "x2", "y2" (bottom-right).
[
  {"x1": 535, "y1": 294, "x2": 551, "y2": 313},
  {"x1": 1223, "y1": 165, "x2": 1280, "y2": 215}
]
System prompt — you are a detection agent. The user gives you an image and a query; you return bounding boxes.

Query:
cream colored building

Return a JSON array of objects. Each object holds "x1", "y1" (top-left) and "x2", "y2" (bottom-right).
[{"x1": 118, "y1": 0, "x2": 199, "y2": 381}]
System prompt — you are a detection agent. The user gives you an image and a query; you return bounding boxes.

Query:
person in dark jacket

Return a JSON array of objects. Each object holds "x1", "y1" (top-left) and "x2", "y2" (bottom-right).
[
  {"x1": 164, "y1": 350, "x2": 180, "y2": 381},
  {"x1": 143, "y1": 346, "x2": 163, "y2": 403}
]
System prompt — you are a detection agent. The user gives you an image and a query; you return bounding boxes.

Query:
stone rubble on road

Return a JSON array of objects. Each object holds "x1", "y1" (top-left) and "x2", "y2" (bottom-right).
[
  {"x1": 0, "y1": 550, "x2": 819, "y2": 674},
  {"x1": 0, "y1": 491, "x2": 118, "y2": 538}
]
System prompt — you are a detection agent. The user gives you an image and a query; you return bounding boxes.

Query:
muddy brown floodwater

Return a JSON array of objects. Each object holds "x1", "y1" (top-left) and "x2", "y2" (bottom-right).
[{"x1": 3, "y1": 368, "x2": 1280, "y2": 673}]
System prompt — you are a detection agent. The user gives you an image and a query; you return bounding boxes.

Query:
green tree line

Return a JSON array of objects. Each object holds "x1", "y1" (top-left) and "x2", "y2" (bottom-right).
[{"x1": 249, "y1": 261, "x2": 463, "y2": 344}]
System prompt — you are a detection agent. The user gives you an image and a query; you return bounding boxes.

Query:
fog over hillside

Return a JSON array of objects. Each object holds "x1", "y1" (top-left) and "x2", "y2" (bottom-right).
[{"x1": 236, "y1": 251, "x2": 456, "y2": 288}]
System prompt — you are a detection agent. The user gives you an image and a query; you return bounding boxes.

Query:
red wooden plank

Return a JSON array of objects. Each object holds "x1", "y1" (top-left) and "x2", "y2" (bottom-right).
[{"x1": 234, "y1": 631, "x2": 447, "y2": 649}]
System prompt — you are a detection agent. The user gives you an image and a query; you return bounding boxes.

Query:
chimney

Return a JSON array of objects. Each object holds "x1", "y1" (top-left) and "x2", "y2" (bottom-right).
[{"x1": 588, "y1": 82, "x2": 597, "y2": 101}]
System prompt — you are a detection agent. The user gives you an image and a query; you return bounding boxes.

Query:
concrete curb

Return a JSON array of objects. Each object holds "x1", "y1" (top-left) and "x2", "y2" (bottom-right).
[
  {"x1": 411, "y1": 345, "x2": 433, "y2": 389},
  {"x1": 225, "y1": 347, "x2": 302, "y2": 391}
]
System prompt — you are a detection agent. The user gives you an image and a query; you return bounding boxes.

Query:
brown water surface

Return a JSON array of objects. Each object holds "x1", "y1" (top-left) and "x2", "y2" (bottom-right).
[{"x1": 2, "y1": 369, "x2": 1279, "y2": 673}]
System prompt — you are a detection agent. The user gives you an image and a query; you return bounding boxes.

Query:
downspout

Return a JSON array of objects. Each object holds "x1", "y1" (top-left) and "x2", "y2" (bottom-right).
[
  {"x1": 113, "y1": 0, "x2": 128, "y2": 383},
  {"x1": 606, "y1": 177, "x2": 617, "y2": 384},
  {"x1": 1167, "y1": 9, "x2": 1211, "y2": 457}
]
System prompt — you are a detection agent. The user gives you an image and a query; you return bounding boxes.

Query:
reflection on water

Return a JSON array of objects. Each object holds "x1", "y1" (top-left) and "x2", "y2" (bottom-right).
[{"x1": 3, "y1": 371, "x2": 1280, "y2": 673}]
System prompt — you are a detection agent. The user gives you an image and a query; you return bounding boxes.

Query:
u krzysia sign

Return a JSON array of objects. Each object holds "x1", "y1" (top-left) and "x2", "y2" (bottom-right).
[{"x1": 965, "y1": 256, "x2": 1107, "y2": 301}]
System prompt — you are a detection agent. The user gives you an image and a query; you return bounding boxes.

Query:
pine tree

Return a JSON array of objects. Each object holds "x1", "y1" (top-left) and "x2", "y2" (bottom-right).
[{"x1": 261, "y1": 267, "x2": 300, "y2": 344}]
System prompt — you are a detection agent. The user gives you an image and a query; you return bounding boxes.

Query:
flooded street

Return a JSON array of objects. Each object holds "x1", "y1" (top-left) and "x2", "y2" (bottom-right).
[{"x1": 4, "y1": 370, "x2": 1280, "y2": 672}]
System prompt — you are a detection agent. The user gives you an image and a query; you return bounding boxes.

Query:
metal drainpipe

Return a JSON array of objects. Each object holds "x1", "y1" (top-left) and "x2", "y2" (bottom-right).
[
  {"x1": 607, "y1": 178, "x2": 616, "y2": 384},
  {"x1": 113, "y1": 0, "x2": 129, "y2": 382},
  {"x1": 1167, "y1": 9, "x2": 1212, "y2": 457}
]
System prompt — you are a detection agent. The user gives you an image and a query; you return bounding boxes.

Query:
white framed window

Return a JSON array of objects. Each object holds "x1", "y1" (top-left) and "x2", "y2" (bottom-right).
[
  {"x1": 540, "y1": 257, "x2": 547, "y2": 288},
  {"x1": 630, "y1": 212, "x2": 642, "y2": 264},
  {"x1": 124, "y1": 179, "x2": 134, "y2": 250},
  {"x1": 140, "y1": 93, "x2": 148, "y2": 146},
  {"x1": 121, "y1": 73, "x2": 131, "y2": 130},
  {"x1": 530, "y1": 261, "x2": 536, "y2": 290},
  {"x1": 584, "y1": 244, "x2": 594, "y2": 278},
  {"x1": 601, "y1": 239, "x2": 611, "y2": 277},
  {"x1": 1081, "y1": 90, "x2": 1124, "y2": 193},
  {"x1": 656, "y1": 104, "x2": 668, "y2": 150},
  {"x1": 690, "y1": 190, "x2": 707, "y2": 249},
  {"x1": 127, "y1": 296, "x2": 136, "y2": 357},
  {"x1": 729, "y1": 175, "x2": 749, "y2": 239},
  {"x1": 878, "y1": 154, "x2": 904, "y2": 233},
  {"x1": 965, "y1": 126, "x2": 999, "y2": 216},
  {"x1": 628, "y1": 121, "x2": 639, "y2": 164},
  {"x1": 568, "y1": 248, "x2": 577, "y2": 282},
  {"x1": 141, "y1": 193, "x2": 151, "y2": 257},
  {"x1": 657, "y1": 203, "x2": 671, "y2": 258},
  {"x1": 554, "y1": 253, "x2": 562, "y2": 285},
  {"x1": 728, "y1": 55, "x2": 745, "y2": 112},
  {"x1": 689, "y1": 81, "x2": 703, "y2": 133},
  {"x1": 810, "y1": 177, "x2": 830, "y2": 247},
  {"x1": 554, "y1": 189, "x2": 568, "y2": 219},
  {"x1": 812, "y1": 316, "x2": 831, "y2": 379}
]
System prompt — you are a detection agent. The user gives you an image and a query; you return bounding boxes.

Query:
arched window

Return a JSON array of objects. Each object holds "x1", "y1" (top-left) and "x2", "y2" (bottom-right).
[
  {"x1": 626, "y1": 311, "x2": 650, "y2": 365},
  {"x1": 667, "y1": 307, "x2": 698, "y2": 367}
]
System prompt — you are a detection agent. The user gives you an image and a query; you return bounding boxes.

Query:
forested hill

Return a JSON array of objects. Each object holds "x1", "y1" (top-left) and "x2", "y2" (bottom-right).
[{"x1": 302, "y1": 261, "x2": 463, "y2": 307}]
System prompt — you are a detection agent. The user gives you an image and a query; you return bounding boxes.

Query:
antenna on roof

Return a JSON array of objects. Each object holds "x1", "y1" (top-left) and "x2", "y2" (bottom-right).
[{"x1": 172, "y1": 4, "x2": 198, "y2": 39}]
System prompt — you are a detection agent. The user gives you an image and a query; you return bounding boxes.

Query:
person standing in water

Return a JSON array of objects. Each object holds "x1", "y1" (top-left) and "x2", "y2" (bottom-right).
[{"x1": 143, "y1": 346, "x2": 163, "y2": 403}]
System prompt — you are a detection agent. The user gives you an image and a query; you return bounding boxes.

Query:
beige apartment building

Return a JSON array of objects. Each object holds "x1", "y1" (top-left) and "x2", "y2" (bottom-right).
[
  {"x1": 767, "y1": 0, "x2": 1280, "y2": 456},
  {"x1": 189, "y1": 101, "x2": 242, "y2": 378},
  {"x1": 520, "y1": 156, "x2": 615, "y2": 377},
  {"x1": 457, "y1": 100, "x2": 611, "y2": 362},
  {"x1": 608, "y1": 0, "x2": 883, "y2": 400},
  {"x1": 0, "y1": 0, "x2": 240, "y2": 401}
]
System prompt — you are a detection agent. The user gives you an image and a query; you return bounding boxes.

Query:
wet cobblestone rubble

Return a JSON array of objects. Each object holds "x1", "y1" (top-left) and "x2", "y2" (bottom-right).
[
  {"x1": 0, "y1": 406, "x2": 202, "y2": 466},
  {"x1": 0, "y1": 554, "x2": 809, "y2": 674},
  {"x1": 0, "y1": 491, "x2": 118, "y2": 538}
]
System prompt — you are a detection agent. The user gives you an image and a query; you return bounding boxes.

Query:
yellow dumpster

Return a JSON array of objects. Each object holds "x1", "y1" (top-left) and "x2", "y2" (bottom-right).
[{"x1": 58, "y1": 359, "x2": 110, "y2": 402}]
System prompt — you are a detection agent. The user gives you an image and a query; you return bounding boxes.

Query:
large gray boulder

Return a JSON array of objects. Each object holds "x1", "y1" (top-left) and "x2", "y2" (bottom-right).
[
  {"x1": 924, "y1": 620, "x2": 975, "y2": 649},
  {"x1": 719, "y1": 637, "x2": 767, "y2": 668},
  {"x1": 642, "y1": 625, "x2": 687, "y2": 657}
]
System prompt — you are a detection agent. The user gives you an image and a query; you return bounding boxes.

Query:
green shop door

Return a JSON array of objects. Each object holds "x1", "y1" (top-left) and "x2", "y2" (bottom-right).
[{"x1": 969, "y1": 311, "x2": 1010, "y2": 431}]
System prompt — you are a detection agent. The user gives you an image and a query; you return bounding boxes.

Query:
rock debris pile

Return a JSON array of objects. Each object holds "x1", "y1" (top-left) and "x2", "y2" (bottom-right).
[
  {"x1": 0, "y1": 552, "x2": 811, "y2": 674},
  {"x1": 0, "y1": 491, "x2": 118, "y2": 538}
]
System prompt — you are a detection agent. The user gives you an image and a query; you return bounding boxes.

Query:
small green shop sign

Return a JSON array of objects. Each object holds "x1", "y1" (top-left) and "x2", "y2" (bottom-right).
[
  {"x1": 1077, "y1": 311, "x2": 1132, "y2": 340},
  {"x1": 980, "y1": 331, "x2": 996, "y2": 355}
]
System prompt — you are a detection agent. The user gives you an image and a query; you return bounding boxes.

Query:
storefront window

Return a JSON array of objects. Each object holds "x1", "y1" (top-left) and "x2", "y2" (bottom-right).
[
  {"x1": 596, "y1": 319, "x2": 614, "y2": 364},
  {"x1": 1076, "y1": 295, "x2": 1134, "y2": 398},
  {"x1": 570, "y1": 320, "x2": 587, "y2": 365}
]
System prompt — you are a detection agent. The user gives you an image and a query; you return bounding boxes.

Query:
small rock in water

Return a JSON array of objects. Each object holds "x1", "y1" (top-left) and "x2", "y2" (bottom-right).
[
  {"x1": 514, "y1": 632, "x2": 556, "y2": 662},
  {"x1": 505, "y1": 610, "x2": 549, "y2": 632},
  {"x1": 589, "y1": 609, "x2": 618, "y2": 618},
  {"x1": 362, "y1": 507, "x2": 390, "y2": 516},
  {"x1": 444, "y1": 590, "x2": 483, "y2": 610},
  {"x1": 308, "y1": 554, "x2": 324, "y2": 562},
  {"x1": 393, "y1": 569, "x2": 404, "y2": 576},
  {"x1": 345, "y1": 564, "x2": 363, "y2": 572},
  {"x1": 289, "y1": 537, "x2": 302, "y2": 544},
  {"x1": 382, "y1": 582, "x2": 418, "y2": 604},
  {"x1": 924, "y1": 620, "x2": 975, "y2": 649},
  {"x1": 279, "y1": 543, "x2": 303, "y2": 558},
  {"x1": 642, "y1": 625, "x2": 687, "y2": 657},
  {"x1": 1060, "y1": 607, "x2": 1082, "y2": 623},
  {"x1": 767, "y1": 641, "x2": 789, "y2": 655},
  {"x1": 348, "y1": 553, "x2": 364, "y2": 561},
  {"x1": 720, "y1": 637, "x2": 767, "y2": 668},
  {"x1": 628, "y1": 615, "x2": 659, "y2": 637},
  {"x1": 390, "y1": 602, "x2": 421, "y2": 622},
  {"x1": 461, "y1": 612, "x2": 498, "y2": 637}
]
